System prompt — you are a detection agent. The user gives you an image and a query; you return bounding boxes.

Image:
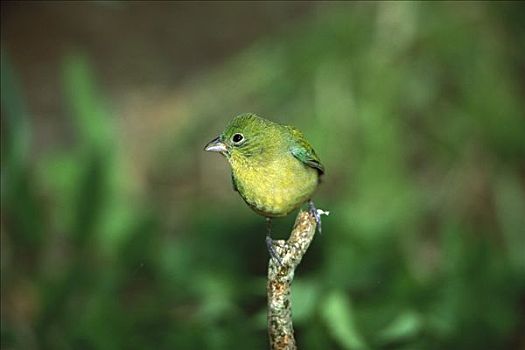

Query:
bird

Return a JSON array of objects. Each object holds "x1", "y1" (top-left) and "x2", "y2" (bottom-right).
[{"x1": 204, "y1": 113, "x2": 324, "y2": 261}]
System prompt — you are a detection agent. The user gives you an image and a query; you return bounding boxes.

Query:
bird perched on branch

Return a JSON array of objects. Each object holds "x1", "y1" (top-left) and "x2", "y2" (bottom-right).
[{"x1": 204, "y1": 113, "x2": 324, "y2": 261}]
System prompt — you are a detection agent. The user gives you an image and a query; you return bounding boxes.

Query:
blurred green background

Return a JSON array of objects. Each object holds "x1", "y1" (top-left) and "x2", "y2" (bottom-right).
[{"x1": 1, "y1": 2, "x2": 525, "y2": 349}]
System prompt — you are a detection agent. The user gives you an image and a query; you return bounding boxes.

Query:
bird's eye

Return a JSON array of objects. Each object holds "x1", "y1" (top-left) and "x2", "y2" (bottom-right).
[{"x1": 232, "y1": 133, "x2": 244, "y2": 144}]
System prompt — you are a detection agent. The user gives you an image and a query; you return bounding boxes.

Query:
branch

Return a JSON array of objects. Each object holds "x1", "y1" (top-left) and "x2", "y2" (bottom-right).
[{"x1": 267, "y1": 209, "x2": 319, "y2": 350}]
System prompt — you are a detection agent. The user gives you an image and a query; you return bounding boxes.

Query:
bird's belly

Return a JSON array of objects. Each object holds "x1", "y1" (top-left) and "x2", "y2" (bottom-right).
[{"x1": 233, "y1": 160, "x2": 318, "y2": 217}]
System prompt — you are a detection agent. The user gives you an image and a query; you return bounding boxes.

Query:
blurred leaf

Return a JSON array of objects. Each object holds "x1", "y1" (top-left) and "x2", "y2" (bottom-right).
[
  {"x1": 62, "y1": 53, "x2": 113, "y2": 151},
  {"x1": 291, "y1": 278, "x2": 320, "y2": 325},
  {"x1": 378, "y1": 310, "x2": 422, "y2": 344},
  {"x1": 0, "y1": 50, "x2": 31, "y2": 173},
  {"x1": 320, "y1": 289, "x2": 368, "y2": 350},
  {"x1": 194, "y1": 273, "x2": 238, "y2": 323},
  {"x1": 0, "y1": 50, "x2": 44, "y2": 247}
]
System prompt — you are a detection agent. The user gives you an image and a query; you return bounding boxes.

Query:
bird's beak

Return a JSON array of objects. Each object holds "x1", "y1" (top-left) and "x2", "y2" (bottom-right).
[{"x1": 204, "y1": 136, "x2": 227, "y2": 153}]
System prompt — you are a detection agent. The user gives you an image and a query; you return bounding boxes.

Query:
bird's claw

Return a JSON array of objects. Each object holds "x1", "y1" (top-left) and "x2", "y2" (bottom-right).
[
  {"x1": 266, "y1": 235, "x2": 284, "y2": 266},
  {"x1": 308, "y1": 200, "x2": 329, "y2": 234}
]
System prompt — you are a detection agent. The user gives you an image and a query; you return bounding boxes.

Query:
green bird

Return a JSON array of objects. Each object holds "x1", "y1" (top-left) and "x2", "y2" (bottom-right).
[{"x1": 204, "y1": 113, "x2": 324, "y2": 259}]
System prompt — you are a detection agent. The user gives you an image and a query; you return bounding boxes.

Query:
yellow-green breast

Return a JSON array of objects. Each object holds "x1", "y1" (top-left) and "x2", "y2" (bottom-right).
[{"x1": 230, "y1": 151, "x2": 319, "y2": 217}]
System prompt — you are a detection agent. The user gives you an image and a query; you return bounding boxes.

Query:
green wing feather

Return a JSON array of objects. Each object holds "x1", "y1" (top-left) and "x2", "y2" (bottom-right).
[{"x1": 287, "y1": 126, "x2": 325, "y2": 175}]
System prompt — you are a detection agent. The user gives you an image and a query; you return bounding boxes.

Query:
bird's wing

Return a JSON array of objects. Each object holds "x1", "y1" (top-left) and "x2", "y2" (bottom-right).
[{"x1": 287, "y1": 127, "x2": 325, "y2": 175}]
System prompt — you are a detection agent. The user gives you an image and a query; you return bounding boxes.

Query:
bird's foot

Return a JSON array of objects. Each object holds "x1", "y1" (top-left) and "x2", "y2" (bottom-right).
[
  {"x1": 308, "y1": 200, "x2": 329, "y2": 234},
  {"x1": 266, "y1": 235, "x2": 284, "y2": 266}
]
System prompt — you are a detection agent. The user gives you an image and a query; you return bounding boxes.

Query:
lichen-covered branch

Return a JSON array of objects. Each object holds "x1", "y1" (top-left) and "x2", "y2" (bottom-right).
[{"x1": 267, "y1": 210, "x2": 318, "y2": 350}]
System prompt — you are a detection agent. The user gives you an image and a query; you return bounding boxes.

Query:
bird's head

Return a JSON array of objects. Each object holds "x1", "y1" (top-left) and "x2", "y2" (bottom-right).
[{"x1": 204, "y1": 113, "x2": 278, "y2": 163}]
